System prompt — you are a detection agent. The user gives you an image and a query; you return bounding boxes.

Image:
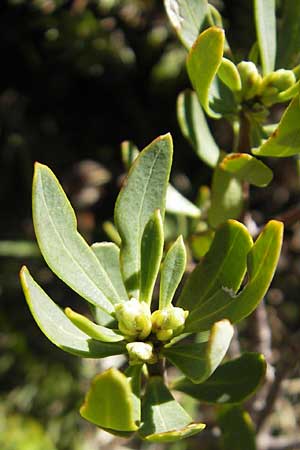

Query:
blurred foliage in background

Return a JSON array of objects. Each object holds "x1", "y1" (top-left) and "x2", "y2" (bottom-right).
[{"x1": 1, "y1": 1, "x2": 300, "y2": 449}]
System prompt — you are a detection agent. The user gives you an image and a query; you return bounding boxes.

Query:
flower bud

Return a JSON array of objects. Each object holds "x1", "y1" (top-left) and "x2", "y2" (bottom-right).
[
  {"x1": 115, "y1": 298, "x2": 152, "y2": 340},
  {"x1": 261, "y1": 69, "x2": 296, "y2": 105},
  {"x1": 237, "y1": 61, "x2": 262, "y2": 100},
  {"x1": 151, "y1": 306, "x2": 189, "y2": 341},
  {"x1": 126, "y1": 341, "x2": 157, "y2": 365}
]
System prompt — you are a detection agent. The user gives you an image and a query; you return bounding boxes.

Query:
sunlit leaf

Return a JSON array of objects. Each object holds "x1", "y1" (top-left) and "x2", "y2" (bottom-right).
[
  {"x1": 174, "y1": 353, "x2": 266, "y2": 404},
  {"x1": 177, "y1": 90, "x2": 220, "y2": 167},
  {"x1": 114, "y1": 134, "x2": 172, "y2": 298},
  {"x1": 218, "y1": 58, "x2": 241, "y2": 92},
  {"x1": 218, "y1": 406, "x2": 256, "y2": 450},
  {"x1": 80, "y1": 368, "x2": 138, "y2": 431},
  {"x1": 163, "y1": 320, "x2": 233, "y2": 383},
  {"x1": 20, "y1": 267, "x2": 126, "y2": 358},
  {"x1": 254, "y1": 0, "x2": 276, "y2": 75},
  {"x1": 220, "y1": 153, "x2": 273, "y2": 187},
  {"x1": 166, "y1": 184, "x2": 201, "y2": 218}
]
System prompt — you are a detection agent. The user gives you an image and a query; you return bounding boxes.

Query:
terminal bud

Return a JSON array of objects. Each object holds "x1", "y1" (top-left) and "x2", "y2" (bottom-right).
[
  {"x1": 115, "y1": 298, "x2": 152, "y2": 340},
  {"x1": 126, "y1": 341, "x2": 157, "y2": 365},
  {"x1": 151, "y1": 306, "x2": 189, "y2": 341},
  {"x1": 237, "y1": 61, "x2": 262, "y2": 100}
]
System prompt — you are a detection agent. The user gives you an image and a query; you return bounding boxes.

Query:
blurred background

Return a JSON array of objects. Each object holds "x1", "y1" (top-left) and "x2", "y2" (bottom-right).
[{"x1": 0, "y1": 1, "x2": 299, "y2": 449}]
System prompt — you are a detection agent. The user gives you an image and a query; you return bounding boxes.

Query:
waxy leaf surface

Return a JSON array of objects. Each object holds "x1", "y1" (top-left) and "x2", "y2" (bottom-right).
[
  {"x1": 218, "y1": 406, "x2": 256, "y2": 450},
  {"x1": 178, "y1": 220, "x2": 253, "y2": 313},
  {"x1": 159, "y1": 235, "x2": 186, "y2": 309},
  {"x1": 220, "y1": 153, "x2": 273, "y2": 187},
  {"x1": 166, "y1": 184, "x2": 201, "y2": 218},
  {"x1": 253, "y1": 95, "x2": 300, "y2": 157},
  {"x1": 33, "y1": 163, "x2": 116, "y2": 314},
  {"x1": 139, "y1": 376, "x2": 205, "y2": 442},
  {"x1": 277, "y1": 1, "x2": 300, "y2": 69},
  {"x1": 177, "y1": 90, "x2": 220, "y2": 167},
  {"x1": 164, "y1": 0, "x2": 208, "y2": 49},
  {"x1": 254, "y1": 0, "x2": 276, "y2": 75},
  {"x1": 174, "y1": 353, "x2": 266, "y2": 404},
  {"x1": 187, "y1": 27, "x2": 224, "y2": 118},
  {"x1": 163, "y1": 320, "x2": 233, "y2": 383},
  {"x1": 218, "y1": 58, "x2": 241, "y2": 92},
  {"x1": 114, "y1": 134, "x2": 172, "y2": 297},
  {"x1": 184, "y1": 220, "x2": 283, "y2": 332},
  {"x1": 20, "y1": 267, "x2": 126, "y2": 358},
  {"x1": 80, "y1": 368, "x2": 138, "y2": 431},
  {"x1": 140, "y1": 210, "x2": 164, "y2": 304}
]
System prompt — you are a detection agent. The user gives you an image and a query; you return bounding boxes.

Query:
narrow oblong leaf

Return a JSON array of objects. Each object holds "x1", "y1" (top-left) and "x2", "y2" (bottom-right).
[
  {"x1": 121, "y1": 141, "x2": 139, "y2": 171},
  {"x1": 178, "y1": 220, "x2": 253, "y2": 313},
  {"x1": 184, "y1": 220, "x2": 283, "y2": 332},
  {"x1": 254, "y1": 0, "x2": 276, "y2": 75},
  {"x1": 33, "y1": 163, "x2": 116, "y2": 314},
  {"x1": 187, "y1": 27, "x2": 225, "y2": 118},
  {"x1": 125, "y1": 365, "x2": 142, "y2": 425},
  {"x1": 164, "y1": 0, "x2": 209, "y2": 49},
  {"x1": 174, "y1": 353, "x2": 266, "y2": 404},
  {"x1": 277, "y1": 1, "x2": 300, "y2": 69},
  {"x1": 218, "y1": 58, "x2": 241, "y2": 92},
  {"x1": 114, "y1": 134, "x2": 172, "y2": 298},
  {"x1": 159, "y1": 235, "x2": 186, "y2": 309},
  {"x1": 140, "y1": 210, "x2": 164, "y2": 304},
  {"x1": 218, "y1": 406, "x2": 256, "y2": 450},
  {"x1": 91, "y1": 242, "x2": 128, "y2": 302},
  {"x1": 80, "y1": 368, "x2": 139, "y2": 432},
  {"x1": 139, "y1": 376, "x2": 205, "y2": 442},
  {"x1": 64, "y1": 307, "x2": 124, "y2": 342},
  {"x1": 253, "y1": 95, "x2": 300, "y2": 157},
  {"x1": 208, "y1": 163, "x2": 244, "y2": 228},
  {"x1": 166, "y1": 184, "x2": 201, "y2": 218},
  {"x1": 163, "y1": 320, "x2": 233, "y2": 383},
  {"x1": 177, "y1": 90, "x2": 220, "y2": 167},
  {"x1": 220, "y1": 153, "x2": 273, "y2": 187},
  {"x1": 20, "y1": 267, "x2": 126, "y2": 358}
]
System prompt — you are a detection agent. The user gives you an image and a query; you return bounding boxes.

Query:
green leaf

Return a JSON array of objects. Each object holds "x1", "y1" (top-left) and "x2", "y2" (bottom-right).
[
  {"x1": 208, "y1": 162, "x2": 244, "y2": 228},
  {"x1": 164, "y1": 0, "x2": 209, "y2": 49},
  {"x1": 184, "y1": 220, "x2": 283, "y2": 332},
  {"x1": 277, "y1": 0, "x2": 300, "y2": 69},
  {"x1": 253, "y1": 95, "x2": 300, "y2": 157},
  {"x1": 64, "y1": 307, "x2": 124, "y2": 342},
  {"x1": 220, "y1": 153, "x2": 273, "y2": 187},
  {"x1": 33, "y1": 163, "x2": 117, "y2": 314},
  {"x1": 187, "y1": 27, "x2": 225, "y2": 118},
  {"x1": 178, "y1": 220, "x2": 253, "y2": 314},
  {"x1": 177, "y1": 90, "x2": 220, "y2": 167},
  {"x1": 166, "y1": 184, "x2": 201, "y2": 218},
  {"x1": 20, "y1": 267, "x2": 126, "y2": 358},
  {"x1": 218, "y1": 406, "x2": 256, "y2": 450},
  {"x1": 91, "y1": 242, "x2": 128, "y2": 302},
  {"x1": 218, "y1": 58, "x2": 242, "y2": 92},
  {"x1": 139, "y1": 376, "x2": 205, "y2": 442},
  {"x1": 114, "y1": 134, "x2": 172, "y2": 298},
  {"x1": 190, "y1": 229, "x2": 215, "y2": 259},
  {"x1": 163, "y1": 320, "x2": 233, "y2": 383},
  {"x1": 254, "y1": 0, "x2": 276, "y2": 75},
  {"x1": 174, "y1": 353, "x2": 266, "y2": 404},
  {"x1": 140, "y1": 210, "x2": 164, "y2": 304},
  {"x1": 159, "y1": 236, "x2": 186, "y2": 309},
  {"x1": 125, "y1": 365, "x2": 142, "y2": 425},
  {"x1": 121, "y1": 141, "x2": 139, "y2": 171},
  {"x1": 80, "y1": 368, "x2": 138, "y2": 432}
]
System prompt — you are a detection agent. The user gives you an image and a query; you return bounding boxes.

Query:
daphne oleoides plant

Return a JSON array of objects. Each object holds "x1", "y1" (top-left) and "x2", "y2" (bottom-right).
[{"x1": 19, "y1": 128, "x2": 283, "y2": 443}]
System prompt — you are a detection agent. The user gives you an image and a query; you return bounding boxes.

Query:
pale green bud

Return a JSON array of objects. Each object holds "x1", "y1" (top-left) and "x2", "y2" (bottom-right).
[
  {"x1": 237, "y1": 61, "x2": 262, "y2": 100},
  {"x1": 261, "y1": 69, "x2": 296, "y2": 105},
  {"x1": 126, "y1": 341, "x2": 157, "y2": 365},
  {"x1": 115, "y1": 298, "x2": 152, "y2": 340},
  {"x1": 151, "y1": 306, "x2": 189, "y2": 341}
]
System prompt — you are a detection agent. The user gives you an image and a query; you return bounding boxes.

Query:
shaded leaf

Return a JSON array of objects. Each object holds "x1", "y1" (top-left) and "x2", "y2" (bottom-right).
[
  {"x1": 163, "y1": 320, "x2": 233, "y2": 383},
  {"x1": 64, "y1": 307, "x2": 124, "y2": 342},
  {"x1": 80, "y1": 368, "x2": 138, "y2": 431},
  {"x1": 190, "y1": 229, "x2": 215, "y2": 259},
  {"x1": 218, "y1": 406, "x2": 256, "y2": 450},
  {"x1": 254, "y1": 0, "x2": 276, "y2": 75},
  {"x1": 178, "y1": 220, "x2": 253, "y2": 313},
  {"x1": 125, "y1": 365, "x2": 142, "y2": 425},
  {"x1": 253, "y1": 95, "x2": 300, "y2": 157},
  {"x1": 114, "y1": 134, "x2": 172, "y2": 298},
  {"x1": 174, "y1": 353, "x2": 266, "y2": 404},
  {"x1": 277, "y1": 0, "x2": 300, "y2": 69},
  {"x1": 33, "y1": 163, "x2": 116, "y2": 314},
  {"x1": 20, "y1": 267, "x2": 126, "y2": 358},
  {"x1": 159, "y1": 235, "x2": 186, "y2": 309},
  {"x1": 177, "y1": 90, "x2": 220, "y2": 167},
  {"x1": 164, "y1": 0, "x2": 208, "y2": 49},
  {"x1": 139, "y1": 376, "x2": 205, "y2": 442},
  {"x1": 140, "y1": 210, "x2": 164, "y2": 304},
  {"x1": 220, "y1": 153, "x2": 273, "y2": 187},
  {"x1": 184, "y1": 220, "x2": 283, "y2": 332},
  {"x1": 187, "y1": 27, "x2": 225, "y2": 118}
]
